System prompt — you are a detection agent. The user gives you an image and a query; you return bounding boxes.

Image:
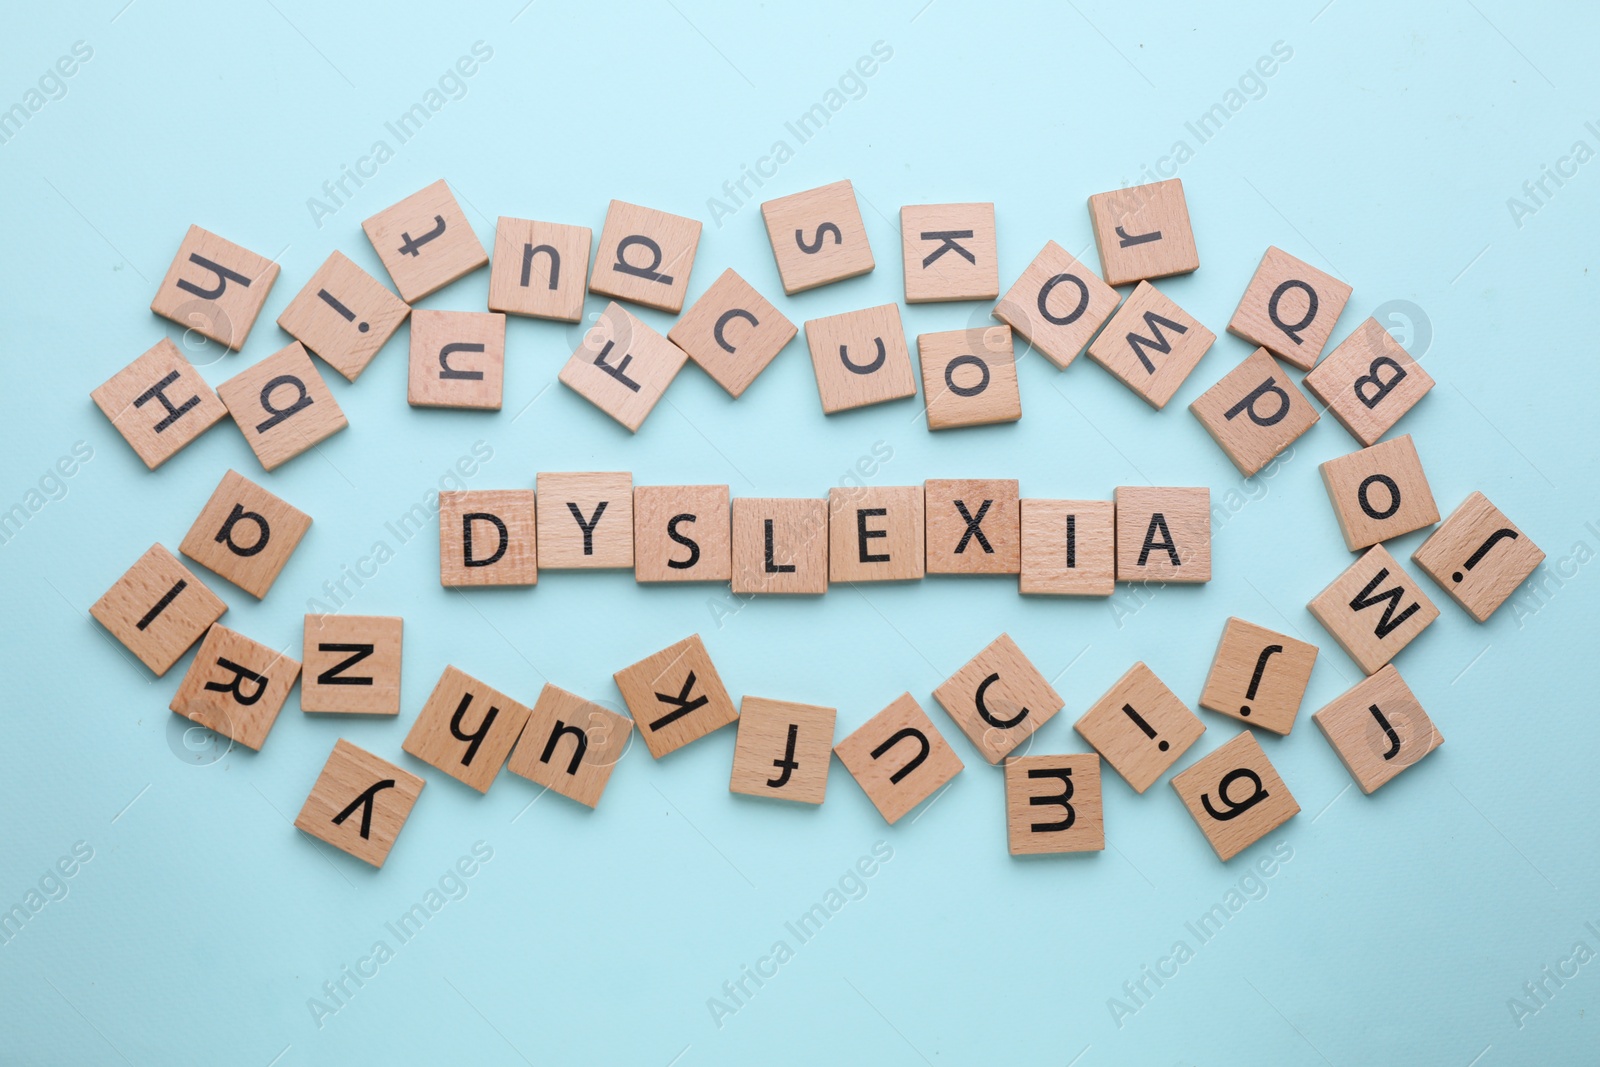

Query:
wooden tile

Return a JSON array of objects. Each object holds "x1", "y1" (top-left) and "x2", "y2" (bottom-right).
[
  {"x1": 588, "y1": 199, "x2": 702, "y2": 313},
  {"x1": 559, "y1": 301, "x2": 688, "y2": 432},
  {"x1": 302, "y1": 614, "x2": 404, "y2": 715},
  {"x1": 1074, "y1": 662, "x2": 1204, "y2": 792},
  {"x1": 924, "y1": 478, "x2": 1020, "y2": 575},
  {"x1": 1198, "y1": 618, "x2": 1318, "y2": 736},
  {"x1": 992, "y1": 241, "x2": 1121, "y2": 371},
  {"x1": 179, "y1": 469, "x2": 311, "y2": 598},
  {"x1": 1019, "y1": 499, "x2": 1116, "y2": 596},
  {"x1": 1319, "y1": 434, "x2": 1439, "y2": 551},
  {"x1": 91, "y1": 338, "x2": 227, "y2": 469},
  {"x1": 487, "y1": 216, "x2": 591, "y2": 322},
  {"x1": 900, "y1": 202, "x2": 998, "y2": 303},
  {"x1": 275, "y1": 250, "x2": 410, "y2": 382},
  {"x1": 1227, "y1": 246, "x2": 1352, "y2": 370},
  {"x1": 438, "y1": 490, "x2": 537, "y2": 587},
  {"x1": 1412, "y1": 491, "x2": 1545, "y2": 622},
  {"x1": 1190, "y1": 348, "x2": 1320, "y2": 477},
  {"x1": 1087, "y1": 282, "x2": 1216, "y2": 409},
  {"x1": 361, "y1": 179, "x2": 487, "y2": 302},
  {"x1": 932, "y1": 633, "x2": 1063, "y2": 764},
  {"x1": 1171, "y1": 731, "x2": 1299, "y2": 861},
  {"x1": 506, "y1": 683, "x2": 634, "y2": 808},
  {"x1": 90, "y1": 544, "x2": 225, "y2": 676},
  {"x1": 804, "y1": 304, "x2": 917, "y2": 415},
  {"x1": 833, "y1": 693, "x2": 964, "y2": 824},
  {"x1": 917, "y1": 326, "x2": 1021, "y2": 431},
  {"x1": 828, "y1": 486, "x2": 924, "y2": 583},
  {"x1": 216, "y1": 342, "x2": 347, "y2": 472},
  {"x1": 1114, "y1": 486, "x2": 1211, "y2": 583},
  {"x1": 634, "y1": 485, "x2": 731, "y2": 583},
  {"x1": 149, "y1": 225, "x2": 279, "y2": 350},
  {"x1": 295, "y1": 739, "x2": 424, "y2": 868},
  {"x1": 729, "y1": 697, "x2": 836, "y2": 805},
  {"x1": 1087, "y1": 179, "x2": 1199, "y2": 287},
  {"x1": 1005, "y1": 753, "x2": 1104, "y2": 855},
  {"x1": 760, "y1": 179, "x2": 875, "y2": 294},
  {"x1": 667, "y1": 268, "x2": 796, "y2": 398},
  {"x1": 1308, "y1": 545, "x2": 1440, "y2": 674},
  {"x1": 402, "y1": 665, "x2": 533, "y2": 793},
  {"x1": 406, "y1": 310, "x2": 505, "y2": 411},
  {"x1": 731, "y1": 498, "x2": 829, "y2": 595},
  {"x1": 1304, "y1": 317, "x2": 1434, "y2": 446},
  {"x1": 613, "y1": 634, "x2": 738, "y2": 758},
  {"x1": 534, "y1": 472, "x2": 633, "y2": 569},
  {"x1": 168, "y1": 624, "x2": 300, "y2": 750},
  {"x1": 1312, "y1": 665, "x2": 1443, "y2": 794}
]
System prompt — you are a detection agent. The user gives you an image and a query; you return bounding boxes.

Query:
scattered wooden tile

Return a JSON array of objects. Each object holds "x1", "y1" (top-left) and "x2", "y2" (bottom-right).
[
  {"x1": 1086, "y1": 282, "x2": 1215, "y2": 409},
  {"x1": 1005, "y1": 752, "x2": 1104, "y2": 855},
  {"x1": 1304, "y1": 317, "x2": 1434, "y2": 446},
  {"x1": 803, "y1": 304, "x2": 917, "y2": 415},
  {"x1": 760, "y1": 179, "x2": 875, "y2": 294},
  {"x1": 900, "y1": 202, "x2": 999, "y2": 303},
  {"x1": 1312, "y1": 665, "x2": 1443, "y2": 794},
  {"x1": 534, "y1": 472, "x2": 633, "y2": 569},
  {"x1": 917, "y1": 326, "x2": 1021, "y2": 430},
  {"x1": 1413, "y1": 491, "x2": 1545, "y2": 622},
  {"x1": 295, "y1": 739, "x2": 424, "y2": 868},
  {"x1": 169, "y1": 624, "x2": 300, "y2": 750},
  {"x1": 667, "y1": 268, "x2": 796, "y2": 398},
  {"x1": 729, "y1": 696, "x2": 836, "y2": 805},
  {"x1": 613, "y1": 634, "x2": 738, "y2": 758},
  {"x1": 401, "y1": 665, "x2": 533, "y2": 793},
  {"x1": 730, "y1": 498, "x2": 830, "y2": 595},
  {"x1": 276, "y1": 250, "x2": 410, "y2": 382},
  {"x1": 179, "y1": 469, "x2": 311, "y2": 598},
  {"x1": 1189, "y1": 348, "x2": 1320, "y2": 477},
  {"x1": 506, "y1": 683, "x2": 634, "y2": 808},
  {"x1": 634, "y1": 484, "x2": 731, "y2": 583},
  {"x1": 407, "y1": 310, "x2": 506, "y2": 411},
  {"x1": 487, "y1": 216, "x2": 592, "y2": 322},
  {"x1": 1308, "y1": 545, "x2": 1439, "y2": 674},
  {"x1": 828, "y1": 486, "x2": 925, "y2": 583},
  {"x1": 1114, "y1": 486, "x2": 1211, "y2": 583},
  {"x1": 91, "y1": 338, "x2": 227, "y2": 469},
  {"x1": 588, "y1": 199, "x2": 702, "y2": 313},
  {"x1": 1019, "y1": 499, "x2": 1116, "y2": 596},
  {"x1": 993, "y1": 241, "x2": 1122, "y2": 371},
  {"x1": 362, "y1": 179, "x2": 487, "y2": 302},
  {"x1": 1319, "y1": 434, "x2": 1439, "y2": 551},
  {"x1": 438, "y1": 490, "x2": 537, "y2": 587},
  {"x1": 1087, "y1": 179, "x2": 1199, "y2": 287},
  {"x1": 90, "y1": 544, "x2": 226, "y2": 676},
  {"x1": 150, "y1": 225, "x2": 280, "y2": 350},
  {"x1": 215, "y1": 341, "x2": 347, "y2": 472},
  {"x1": 1198, "y1": 617, "x2": 1318, "y2": 736},
  {"x1": 932, "y1": 633, "x2": 1063, "y2": 763},
  {"x1": 924, "y1": 478, "x2": 1020, "y2": 575},
  {"x1": 558, "y1": 301, "x2": 688, "y2": 432},
  {"x1": 301, "y1": 614, "x2": 404, "y2": 715},
  {"x1": 833, "y1": 693, "x2": 964, "y2": 824},
  {"x1": 1227, "y1": 246, "x2": 1352, "y2": 370},
  {"x1": 1074, "y1": 662, "x2": 1204, "y2": 792},
  {"x1": 1171, "y1": 731, "x2": 1299, "y2": 861}
]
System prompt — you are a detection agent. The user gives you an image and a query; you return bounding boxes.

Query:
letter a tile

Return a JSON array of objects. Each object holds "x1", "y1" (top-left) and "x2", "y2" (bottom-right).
[
  {"x1": 216, "y1": 342, "x2": 348, "y2": 471},
  {"x1": 179, "y1": 469, "x2": 312, "y2": 598}
]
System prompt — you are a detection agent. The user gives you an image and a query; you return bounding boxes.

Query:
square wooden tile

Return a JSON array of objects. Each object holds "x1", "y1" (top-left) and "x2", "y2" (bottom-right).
[
  {"x1": 402, "y1": 665, "x2": 534, "y2": 793},
  {"x1": 729, "y1": 696, "x2": 836, "y2": 805},
  {"x1": 302, "y1": 614, "x2": 404, "y2": 715},
  {"x1": 150, "y1": 225, "x2": 279, "y2": 350},
  {"x1": 917, "y1": 326, "x2": 1021, "y2": 431},
  {"x1": 1413, "y1": 491, "x2": 1545, "y2": 622},
  {"x1": 216, "y1": 342, "x2": 347, "y2": 472},
  {"x1": 438, "y1": 490, "x2": 537, "y2": 587},
  {"x1": 1171, "y1": 731, "x2": 1299, "y2": 861},
  {"x1": 1074, "y1": 662, "x2": 1204, "y2": 792},
  {"x1": 925, "y1": 478, "x2": 1020, "y2": 575},
  {"x1": 535, "y1": 472, "x2": 633, "y2": 569},
  {"x1": 295, "y1": 739, "x2": 424, "y2": 868},
  {"x1": 804, "y1": 304, "x2": 917, "y2": 415},
  {"x1": 1312, "y1": 665, "x2": 1443, "y2": 794},
  {"x1": 362, "y1": 180, "x2": 487, "y2": 302},
  {"x1": 91, "y1": 338, "x2": 227, "y2": 469},
  {"x1": 1227, "y1": 246, "x2": 1352, "y2": 370},
  {"x1": 408, "y1": 310, "x2": 506, "y2": 411},
  {"x1": 1304, "y1": 318, "x2": 1434, "y2": 446},
  {"x1": 589, "y1": 199, "x2": 702, "y2": 313},
  {"x1": 992, "y1": 241, "x2": 1121, "y2": 371},
  {"x1": 1190, "y1": 348, "x2": 1320, "y2": 477},
  {"x1": 1005, "y1": 753, "x2": 1104, "y2": 855},
  {"x1": 828, "y1": 486, "x2": 924, "y2": 583},
  {"x1": 276, "y1": 250, "x2": 410, "y2": 382},
  {"x1": 506, "y1": 683, "x2": 634, "y2": 808},
  {"x1": 613, "y1": 634, "x2": 738, "y2": 758},
  {"x1": 559, "y1": 301, "x2": 688, "y2": 432},
  {"x1": 731, "y1": 498, "x2": 830, "y2": 595},
  {"x1": 1019, "y1": 499, "x2": 1116, "y2": 596},
  {"x1": 179, "y1": 468, "x2": 311, "y2": 598},
  {"x1": 668, "y1": 268, "x2": 796, "y2": 398},
  {"x1": 487, "y1": 216, "x2": 592, "y2": 322},
  {"x1": 932, "y1": 633, "x2": 1063, "y2": 763},
  {"x1": 1114, "y1": 486, "x2": 1211, "y2": 583},
  {"x1": 634, "y1": 485, "x2": 731, "y2": 583},
  {"x1": 1308, "y1": 545, "x2": 1440, "y2": 674},
  {"x1": 900, "y1": 202, "x2": 998, "y2": 303},
  {"x1": 169, "y1": 624, "x2": 300, "y2": 750},
  {"x1": 1087, "y1": 282, "x2": 1216, "y2": 409},
  {"x1": 833, "y1": 693, "x2": 964, "y2": 824},
  {"x1": 1198, "y1": 618, "x2": 1318, "y2": 736},
  {"x1": 1087, "y1": 178, "x2": 1199, "y2": 287},
  {"x1": 90, "y1": 544, "x2": 225, "y2": 676},
  {"x1": 760, "y1": 179, "x2": 875, "y2": 294},
  {"x1": 1319, "y1": 434, "x2": 1439, "y2": 551}
]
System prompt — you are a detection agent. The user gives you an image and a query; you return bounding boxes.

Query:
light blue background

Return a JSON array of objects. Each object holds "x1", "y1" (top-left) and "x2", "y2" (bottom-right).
[{"x1": 3, "y1": 1, "x2": 1597, "y2": 1063}]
